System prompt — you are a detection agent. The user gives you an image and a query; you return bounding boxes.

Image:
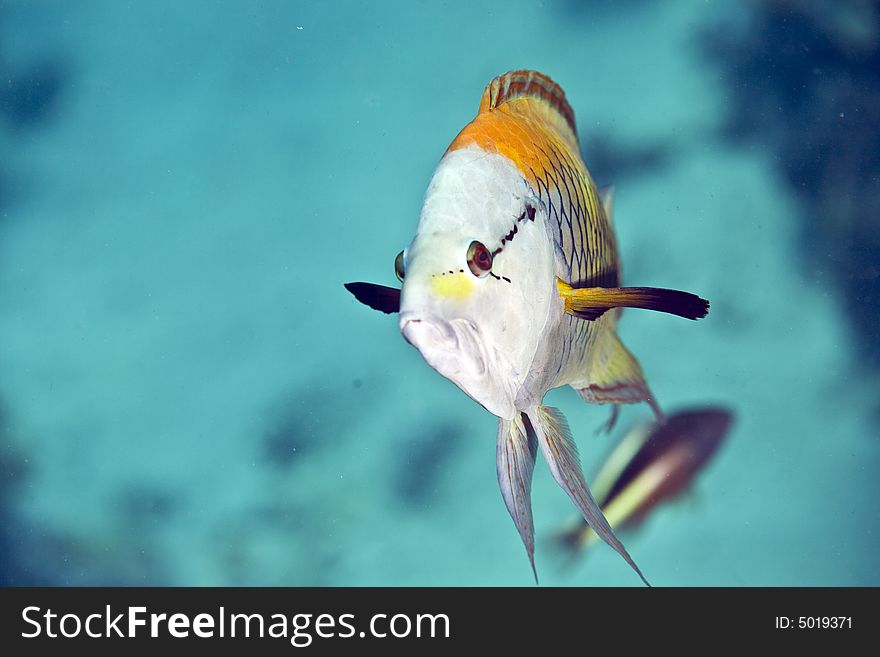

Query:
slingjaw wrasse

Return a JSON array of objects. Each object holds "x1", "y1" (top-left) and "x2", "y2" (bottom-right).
[{"x1": 345, "y1": 70, "x2": 709, "y2": 584}]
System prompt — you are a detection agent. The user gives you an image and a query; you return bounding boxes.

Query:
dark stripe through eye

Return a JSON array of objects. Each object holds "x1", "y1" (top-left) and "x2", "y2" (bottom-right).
[
  {"x1": 465, "y1": 203, "x2": 536, "y2": 283},
  {"x1": 490, "y1": 203, "x2": 537, "y2": 260}
]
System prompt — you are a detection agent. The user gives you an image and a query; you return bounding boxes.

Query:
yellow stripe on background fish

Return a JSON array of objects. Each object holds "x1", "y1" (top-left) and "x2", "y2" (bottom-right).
[
  {"x1": 555, "y1": 407, "x2": 732, "y2": 555},
  {"x1": 344, "y1": 70, "x2": 710, "y2": 585}
]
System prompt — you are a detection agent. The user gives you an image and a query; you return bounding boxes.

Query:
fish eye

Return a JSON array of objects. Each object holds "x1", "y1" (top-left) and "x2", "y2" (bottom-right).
[
  {"x1": 466, "y1": 241, "x2": 493, "y2": 278},
  {"x1": 394, "y1": 250, "x2": 406, "y2": 282}
]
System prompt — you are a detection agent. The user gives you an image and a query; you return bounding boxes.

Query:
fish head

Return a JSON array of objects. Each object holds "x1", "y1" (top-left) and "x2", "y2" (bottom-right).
[{"x1": 398, "y1": 147, "x2": 560, "y2": 419}]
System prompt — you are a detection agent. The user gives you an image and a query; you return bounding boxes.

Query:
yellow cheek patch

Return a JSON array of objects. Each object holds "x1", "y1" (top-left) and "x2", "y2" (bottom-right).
[{"x1": 431, "y1": 272, "x2": 474, "y2": 301}]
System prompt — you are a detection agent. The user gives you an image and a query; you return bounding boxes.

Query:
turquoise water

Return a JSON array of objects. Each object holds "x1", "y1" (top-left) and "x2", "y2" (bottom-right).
[{"x1": 1, "y1": 0, "x2": 877, "y2": 586}]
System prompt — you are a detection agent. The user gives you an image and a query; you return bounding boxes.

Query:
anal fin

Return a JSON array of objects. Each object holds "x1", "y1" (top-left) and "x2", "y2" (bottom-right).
[
  {"x1": 574, "y1": 330, "x2": 664, "y2": 422},
  {"x1": 496, "y1": 415, "x2": 539, "y2": 583}
]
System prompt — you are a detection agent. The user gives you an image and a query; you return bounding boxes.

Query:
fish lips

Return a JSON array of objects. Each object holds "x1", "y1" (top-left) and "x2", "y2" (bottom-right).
[{"x1": 399, "y1": 311, "x2": 514, "y2": 418}]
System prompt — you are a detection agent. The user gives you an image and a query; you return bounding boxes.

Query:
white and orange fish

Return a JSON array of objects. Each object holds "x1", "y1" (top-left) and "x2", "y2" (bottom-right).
[{"x1": 346, "y1": 70, "x2": 709, "y2": 584}]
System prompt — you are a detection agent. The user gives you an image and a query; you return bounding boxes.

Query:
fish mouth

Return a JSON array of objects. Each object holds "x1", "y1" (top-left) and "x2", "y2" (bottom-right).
[
  {"x1": 400, "y1": 311, "x2": 516, "y2": 418},
  {"x1": 400, "y1": 312, "x2": 487, "y2": 378}
]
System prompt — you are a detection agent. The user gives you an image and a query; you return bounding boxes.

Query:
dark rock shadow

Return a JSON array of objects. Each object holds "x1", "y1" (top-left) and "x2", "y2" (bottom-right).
[
  {"x1": 702, "y1": 2, "x2": 880, "y2": 369},
  {"x1": 0, "y1": 10, "x2": 68, "y2": 223},
  {"x1": 261, "y1": 378, "x2": 371, "y2": 469},
  {"x1": 0, "y1": 405, "x2": 38, "y2": 585},
  {"x1": 580, "y1": 133, "x2": 674, "y2": 186},
  {"x1": 0, "y1": 58, "x2": 65, "y2": 128},
  {"x1": 392, "y1": 422, "x2": 464, "y2": 510}
]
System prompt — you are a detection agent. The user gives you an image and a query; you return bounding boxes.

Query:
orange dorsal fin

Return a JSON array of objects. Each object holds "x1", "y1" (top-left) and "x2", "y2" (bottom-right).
[
  {"x1": 477, "y1": 70, "x2": 578, "y2": 150},
  {"x1": 447, "y1": 71, "x2": 581, "y2": 171}
]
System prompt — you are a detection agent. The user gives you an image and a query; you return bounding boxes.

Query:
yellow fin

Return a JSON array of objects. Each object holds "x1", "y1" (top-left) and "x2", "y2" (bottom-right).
[
  {"x1": 572, "y1": 328, "x2": 663, "y2": 421},
  {"x1": 557, "y1": 278, "x2": 709, "y2": 321}
]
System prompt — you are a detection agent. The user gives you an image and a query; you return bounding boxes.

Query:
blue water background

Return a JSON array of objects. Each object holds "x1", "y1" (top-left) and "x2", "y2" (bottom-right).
[{"x1": 0, "y1": 0, "x2": 877, "y2": 585}]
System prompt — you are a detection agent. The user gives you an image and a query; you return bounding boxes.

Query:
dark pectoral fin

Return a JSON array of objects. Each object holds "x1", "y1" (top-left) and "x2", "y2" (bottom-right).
[
  {"x1": 557, "y1": 279, "x2": 709, "y2": 320},
  {"x1": 344, "y1": 282, "x2": 401, "y2": 314}
]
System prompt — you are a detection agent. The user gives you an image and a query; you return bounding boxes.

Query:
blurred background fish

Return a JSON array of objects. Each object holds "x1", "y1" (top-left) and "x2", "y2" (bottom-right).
[
  {"x1": 0, "y1": 0, "x2": 878, "y2": 586},
  {"x1": 554, "y1": 407, "x2": 733, "y2": 558}
]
